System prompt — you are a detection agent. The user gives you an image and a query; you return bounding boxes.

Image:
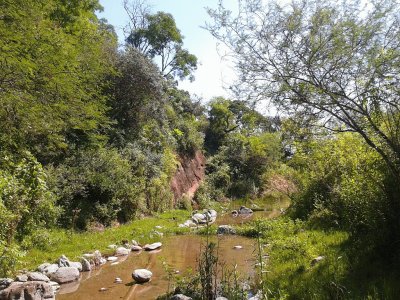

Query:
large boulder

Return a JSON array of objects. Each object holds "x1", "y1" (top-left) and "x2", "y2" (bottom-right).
[
  {"x1": 50, "y1": 267, "x2": 79, "y2": 284},
  {"x1": 217, "y1": 225, "x2": 236, "y2": 235},
  {"x1": 144, "y1": 242, "x2": 162, "y2": 251},
  {"x1": 43, "y1": 264, "x2": 59, "y2": 276},
  {"x1": 0, "y1": 281, "x2": 55, "y2": 300},
  {"x1": 132, "y1": 269, "x2": 152, "y2": 283},
  {"x1": 27, "y1": 272, "x2": 50, "y2": 282},
  {"x1": 115, "y1": 247, "x2": 130, "y2": 256}
]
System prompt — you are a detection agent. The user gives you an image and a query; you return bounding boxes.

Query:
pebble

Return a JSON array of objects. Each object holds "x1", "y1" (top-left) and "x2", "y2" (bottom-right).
[
  {"x1": 99, "y1": 287, "x2": 108, "y2": 292},
  {"x1": 114, "y1": 277, "x2": 122, "y2": 283}
]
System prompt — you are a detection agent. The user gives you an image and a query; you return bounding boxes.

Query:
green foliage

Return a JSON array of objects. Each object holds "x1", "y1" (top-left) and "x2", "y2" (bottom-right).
[
  {"x1": 126, "y1": 10, "x2": 197, "y2": 80},
  {"x1": 0, "y1": 0, "x2": 116, "y2": 161},
  {"x1": 46, "y1": 148, "x2": 138, "y2": 229},
  {"x1": 289, "y1": 133, "x2": 391, "y2": 245}
]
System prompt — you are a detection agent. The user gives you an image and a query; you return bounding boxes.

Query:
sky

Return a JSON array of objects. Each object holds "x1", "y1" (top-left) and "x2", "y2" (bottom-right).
[{"x1": 98, "y1": 0, "x2": 239, "y2": 102}]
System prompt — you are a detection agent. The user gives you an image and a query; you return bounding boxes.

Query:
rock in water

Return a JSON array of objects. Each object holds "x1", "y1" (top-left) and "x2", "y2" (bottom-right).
[
  {"x1": 115, "y1": 247, "x2": 130, "y2": 256},
  {"x1": 69, "y1": 262, "x2": 82, "y2": 272},
  {"x1": 217, "y1": 225, "x2": 236, "y2": 235},
  {"x1": 143, "y1": 242, "x2": 162, "y2": 251},
  {"x1": 0, "y1": 281, "x2": 55, "y2": 300},
  {"x1": 81, "y1": 258, "x2": 91, "y2": 272},
  {"x1": 27, "y1": 272, "x2": 50, "y2": 282},
  {"x1": 50, "y1": 267, "x2": 80, "y2": 284},
  {"x1": 107, "y1": 256, "x2": 118, "y2": 262},
  {"x1": 132, "y1": 269, "x2": 152, "y2": 283},
  {"x1": 131, "y1": 245, "x2": 142, "y2": 251}
]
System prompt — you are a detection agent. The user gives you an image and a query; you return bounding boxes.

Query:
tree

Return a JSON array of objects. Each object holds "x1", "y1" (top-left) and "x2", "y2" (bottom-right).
[
  {"x1": 206, "y1": 0, "x2": 400, "y2": 179},
  {"x1": 124, "y1": 0, "x2": 197, "y2": 81}
]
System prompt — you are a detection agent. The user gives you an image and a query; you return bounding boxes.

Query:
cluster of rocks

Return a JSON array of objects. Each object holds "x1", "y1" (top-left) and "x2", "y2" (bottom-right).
[
  {"x1": 0, "y1": 236, "x2": 164, "y2": 299},
  {"x1": 0, "y1": 254, "x2": 84, "y2": 300},
  {"x1": 179, "y1": 209, "x2": 217, "y2": 228},
  {"x1": 231, "y1": 206, "x2": 253, "y2": 216}
]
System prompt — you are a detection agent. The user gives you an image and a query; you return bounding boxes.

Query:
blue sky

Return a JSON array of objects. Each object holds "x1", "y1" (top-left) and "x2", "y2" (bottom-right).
[{"x1": 98, "y1": 0, "x2": 239, "y2": 101}]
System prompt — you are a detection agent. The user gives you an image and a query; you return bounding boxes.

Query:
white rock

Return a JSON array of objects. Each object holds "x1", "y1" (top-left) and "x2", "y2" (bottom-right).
[
  {"x1": 233, "y1": 245, "x2": 243, "y2": 249},
  {"x1": 107, "y1": 256, "x2": 118, "y2": 262},
  {"x1": 50, "y1": 267, "x2": 79, "y2": 284},
  {"x1": 131, "y1": 245, "x2": 143, "y2": 251},
  {"x1": 115, "y1": 247, "x2": 129, "y2": 256},
  {"x1": 49, "y1": 281, "x2": 60, "y2": 292},
  {"x1": 155, "y1": 225, "x2": 163, "y2": 229},
  {"x1": 15, "y1": 274, "x2": 28, "y2": 282},
  {"x1": 111, "y1": 262, "x2": 119, "y2": 266},
  {"x1": 27, "y1": 272, "x2": 50, "y2": 282},
  {"x1": 114, "y1": 277, "x2": 122, "y2": 283},
  {"x1": 43, "y1": 264, "x2": 59, "y2": 276},
  {"x1": 131, "y1": 240, "x2": 139, "y2": 246},
  {"x1": 69, "y1": 262, "x2": 82, "y2": 272},
  {"x1": 144, "y1": 242, "x2": 162, "y2": 251},
  {"x1": 108, "y1": 244, "x2": 117, "y2": 249},
  {"x1": 37, "y1": 263, "x2": 51, "y2": 273},
  {"x1": 132, "y1": 269, "x2": 152, "y2": 283},
  {"x1": 171, "y1": 294, "x2": 193, "y2": 300},
  {"x1": 311, "y1": 256, "x2": 325, "y2": 266}
]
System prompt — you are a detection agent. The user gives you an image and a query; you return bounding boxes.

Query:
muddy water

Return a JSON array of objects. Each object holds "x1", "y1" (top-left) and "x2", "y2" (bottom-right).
[{"x1": 57, "y1": 235, "x2": 256, "y2": 300}]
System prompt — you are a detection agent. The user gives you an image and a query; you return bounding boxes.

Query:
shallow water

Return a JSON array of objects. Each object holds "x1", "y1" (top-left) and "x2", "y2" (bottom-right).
[{"x1": 57, "y1": 235, "x2": 256, "y2": 300}]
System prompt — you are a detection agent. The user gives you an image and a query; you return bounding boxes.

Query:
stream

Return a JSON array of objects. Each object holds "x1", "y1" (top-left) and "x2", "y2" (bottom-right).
[{"x1": 56, "y1": 210, "x2": 279, "y2": 300}]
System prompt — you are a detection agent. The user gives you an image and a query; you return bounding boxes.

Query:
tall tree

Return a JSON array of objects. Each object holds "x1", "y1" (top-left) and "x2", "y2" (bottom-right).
[
  {"x1": 124, "y1": 0, "x2": 197, "y2": 81},
  {"x1": 206, "y1": 0, "x2": 400, "y2": 178}
]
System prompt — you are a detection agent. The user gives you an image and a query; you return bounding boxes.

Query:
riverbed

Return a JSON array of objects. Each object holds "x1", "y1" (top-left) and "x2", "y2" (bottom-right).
[{"x1": 57, "y1": 210, "x2": 279, "y2": 300}]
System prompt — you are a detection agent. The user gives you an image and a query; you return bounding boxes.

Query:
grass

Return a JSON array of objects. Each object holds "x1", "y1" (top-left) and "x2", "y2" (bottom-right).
[
  {"x1": 17, "y1": 209, "x2": 192, "y2": 271},
  {"x1": 238, "y1": 218, "x2": 400, "y2": 300}
]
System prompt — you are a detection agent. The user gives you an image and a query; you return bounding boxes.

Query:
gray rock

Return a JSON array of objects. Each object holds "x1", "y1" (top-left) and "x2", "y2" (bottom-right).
[
  {"x1": 115, "y1": 247, "x2": 129, "y2": 256},
  {"x1": 131, "y1": 240, "x2": 139, "y2": 246},
  {"x1": 81, "y1": 258, "x2": 91, "y2": 272},
  {"x1": 238, "y1": 206, "x2": 253, "y2": 214},
  {"x1": 43, "y1": 264, "x2": 59, "y2": 276},
  {"x1": 99, "y1": 258, "x2": 107, "y2": 265},
  {"x1": 131, "y1": 245, "x2": 143, "y2": 251},
  {"x1": 49, "y1": 281, "x2": 60, "y2": 293},
  {"x1": 57, "y1": 255, "x2": 70, "y2": 267},
  {"x1": 192, "y1": 213, "x2": 206, "y2": 224},
  {"x1": 50, "y1": 267, "x2": 80, "y2": 284},
  {"x1": 93, "y1": 250, "x2": 102, "y2": 265},
  {"x1": 170, "y1": 294, "x2": 193, "y2": 300},
  {"x1": 69, "y1": 262, "x2": 82, "y2": 272},
  {"x1": 132, "y1": 269, "x2": 152, "y2": 283},
  {"x1": 37, "y1": 263, "x2": 51, "y2": 273},
  {"x1": 27, "y1": 272, "x2": 50, "y2": 282},
  {"x1": 0, "y1": 278, "x2": 13, "y2": 291},
  {"x1": 208, "y1": 209, "x2": 217, "y2": 218},
  {"x1": 144, "y1": 242, "x2": 162, "y2": 251},
  {"x1": 0, "y1": 281, "x2": 54, "y2": 300},
  {"x1": 217, "y1": 225, "x2": 236, "y2": 235},
  {"x1": 15, "y1": 275, "x2": 28, "y2": 282}
]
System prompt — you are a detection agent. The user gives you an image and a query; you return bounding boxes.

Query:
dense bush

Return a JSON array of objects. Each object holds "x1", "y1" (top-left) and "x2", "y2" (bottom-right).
[{"x1": 289, "y1": 133, "x2": 391, "y2": 246}]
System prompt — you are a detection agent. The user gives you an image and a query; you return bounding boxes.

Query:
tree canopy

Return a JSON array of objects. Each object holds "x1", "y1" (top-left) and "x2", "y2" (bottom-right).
[{"x1": 207, "y1": 0, "x2": 400, "y2": 178}]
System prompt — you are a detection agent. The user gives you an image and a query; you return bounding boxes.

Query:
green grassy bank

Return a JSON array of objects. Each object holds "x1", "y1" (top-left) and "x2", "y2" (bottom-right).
[{"x1": 17, "y1": 210, "x2": 191, "y2": 272}]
